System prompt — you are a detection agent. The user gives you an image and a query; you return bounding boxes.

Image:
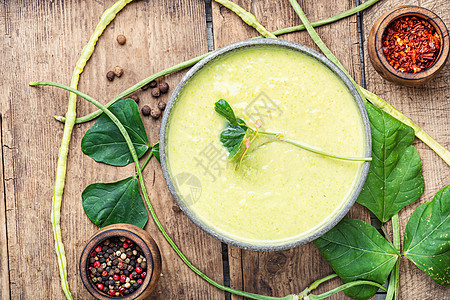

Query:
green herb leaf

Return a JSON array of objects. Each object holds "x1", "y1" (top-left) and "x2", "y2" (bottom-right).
[
  {"x1": 152, "y1": 142, "x2": 160, "y2": 163},
  {"x1": 215, "y1": 99, "x2": 246, "y2": 126},
  {"x1": 314, "y1": 218, "x2": 399, "y2": 300},
  {"x1": 403, "y1": 185, "x2": 450, "y2": 285},
  {"x1": 81, "y1": 98, "x2": 149, "y2": 166},
  {"x1": 357, "y1": 103, "x2": 424, "y2": 222},
  {"x1": 82, "y1": 176, "x2": 148, "y2": 229},
  {"x1": 220, "y1": 122, "x2": 249, "y2": 159}
]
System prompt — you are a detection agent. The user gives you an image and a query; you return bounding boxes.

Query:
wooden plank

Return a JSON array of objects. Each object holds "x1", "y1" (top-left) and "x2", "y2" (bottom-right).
[
  {"x1": 1, "y1": 0, "x2": 224, "y2": 299},
  {"x1": 362, "y1": 0, "x2": 450, "y2": 299},
  {"x1": 0, "y1": 115, "x2": 11, "y2": 300},
  {"x1": 212, "y1": 1, "x2": 369, "y2": 299}
]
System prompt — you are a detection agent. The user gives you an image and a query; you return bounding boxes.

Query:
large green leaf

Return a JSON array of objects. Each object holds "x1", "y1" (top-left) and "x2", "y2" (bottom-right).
[
  {"x1": 403, "y1": 185, "x2": 450, "y2": 285},
  {"x1": 357, "y1": 103, "x2": 424, "y2": 222},
  {"x1": 314, "y1": 219, "x2": 398, "y2": 299},
  {"x1": 82, "y1": 176, "x2": 148, "y2": 229},
  {"x1": 81, "y1": 98, "x2": 149, "y2": 166}
]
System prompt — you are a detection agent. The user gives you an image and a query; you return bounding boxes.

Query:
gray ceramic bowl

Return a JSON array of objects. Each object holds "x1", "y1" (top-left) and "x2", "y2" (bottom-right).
[{"x1": 159, "y1": 38, "x2": 371, "y2": 251}]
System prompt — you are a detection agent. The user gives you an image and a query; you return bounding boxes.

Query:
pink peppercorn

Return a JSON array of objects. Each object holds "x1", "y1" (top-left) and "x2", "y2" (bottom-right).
[
  {"x1": 135, "y1": 267, "x2": 142, "y2": 274},
  {"x1": 141, "y1": 272, "x2": 146, "y2": 278},
  {"x1": 137, "y1": 279, "x2": 143, "y2": 285},
  {"x1": 108, "y1": 289, "x2": 115, "y2": 296},
  {"x1": 119, "y1": 287, "x2": 125, "y2": 293},
  {"x1": 120, "y1": 274, "x2": 127, "y2": 283},
  {"x1": 93, "y1": 261, "x2": 100, "y2": 268},
  {"x1": 95, "y1": 246, "x2": 102, "y2": 252},
  {"x1": 122, "y1": 242, "x2": 129, "y2": 249}
]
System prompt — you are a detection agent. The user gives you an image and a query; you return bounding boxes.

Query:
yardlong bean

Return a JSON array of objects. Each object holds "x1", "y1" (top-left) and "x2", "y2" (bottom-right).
[{"x1": 49, "y1": 1, "x2": 133, "y2": 298}]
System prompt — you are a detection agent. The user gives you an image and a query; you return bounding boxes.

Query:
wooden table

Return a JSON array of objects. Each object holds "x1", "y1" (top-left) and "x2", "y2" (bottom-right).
[{"x1": 0, "y1": 0, "x2": 448, "y2": 299}]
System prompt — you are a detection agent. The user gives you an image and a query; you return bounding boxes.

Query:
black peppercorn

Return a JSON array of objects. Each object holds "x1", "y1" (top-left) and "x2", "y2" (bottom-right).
[
  {"x1": 150, "y1": 108, "x2": 161, "y2": 119},
  {"x1": 106, "y1": 71, "x2": 115, "y2": 81},
  {"x1": 151, "y1": 87, "x2": 161, "y2": 98},
  {"x1": 141, "y1": 105, "x2": 151, "y2": 116},
  {"x1": 149, "y1": 80, "x2": 157, "y2": 88},
  {"x1": 158, "y1": 101, "x2": 166, "y2": 111},
  {"x1": 109, "y1": 280, "x2": 115, "y2": 286},
  {"x1": 159, "y1": 82, "x2": 169, "y2": 93}
]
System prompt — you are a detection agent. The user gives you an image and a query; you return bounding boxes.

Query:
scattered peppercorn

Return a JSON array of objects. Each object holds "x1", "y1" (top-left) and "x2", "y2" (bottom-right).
[
  {"x1": 151, "y1": 87, "x2": 161, "y2": 98},
  {"x1": 129, "y1": 94, "x2": 139, "y2": 104},
  {"x1": 159, "y1": 82, "x2": 169, "y2": 93},
  {"x1": 382, "y1": 16, "x2": 440, "y2": 73},
  {"x1": 141, "y1": 105, "x2": 151, "y2": 116},
  {"x1": 113, "y1": 66, "x2": 123, "y2": 77},
  {"x1": 141, "y1": 83, "x2": 150, "y2": 90},
  {"x1": 149, "y1": 80, "x2": 157, "y2": 88},
  {"x1": 87, "y1": 236, "x2": 148, "y2": 297},
  {"x1": 106, "y1": 71, "x2": 115, "y2": 81},
  {"x1": 172, "y1": 205, "x2": 181, "y2": 213},
  {"x1": 116, "y1": 34, "x2": 126, "y2": 45},
  {"x1": 150, "y1": 108, "x2": 161, "y2": 119},
  {"x1": 157, "y1": 101, "x2": 166, "y2": 111}
]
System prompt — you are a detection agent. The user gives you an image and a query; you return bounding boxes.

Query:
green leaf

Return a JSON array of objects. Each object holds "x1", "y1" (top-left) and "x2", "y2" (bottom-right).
[
  {"x1": 357, "y1": 103, "x2": 424, "y2": 222},
  {"x1": 220, "y1": 122, "x2": 248, "y2": 159},
  {"x1": 214, "y1": 99, "x2": 241, "y2": 126},
  {"x1": 403, "y1": 185, "x2": 450, "y2": 285},
  {"x1": 314, "y1": 219, "x2": 398, "y2": 299},
  {"x1": 152, "y1": 142, "x2": 160, "y2": 163},
  {"x1": 82, "y1": 176, "x2": 148, "y2": 229},
  {"x1": 81, "y1": 98, "x2": 149, "y2": 166}
]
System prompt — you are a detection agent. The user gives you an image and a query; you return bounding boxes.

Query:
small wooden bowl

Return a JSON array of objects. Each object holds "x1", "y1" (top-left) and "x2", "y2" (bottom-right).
[
  {"x1": 368, "y1": 5, "x2": 449, "y2": 87},
  {"x1": 79, "y1": 224, "x2": 162, "y2": 300}
]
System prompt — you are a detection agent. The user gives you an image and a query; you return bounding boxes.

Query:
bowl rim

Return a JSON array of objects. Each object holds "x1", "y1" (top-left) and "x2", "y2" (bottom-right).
[
  {"x1": 79, "y1": 228, "x2": 154, "y2": 300},
  {"x1": 373, "y1": 5, "x2": 449, "y2": 80},
  {"x1": 159, "y1": 38, "x2": 372, "y2": 251}
]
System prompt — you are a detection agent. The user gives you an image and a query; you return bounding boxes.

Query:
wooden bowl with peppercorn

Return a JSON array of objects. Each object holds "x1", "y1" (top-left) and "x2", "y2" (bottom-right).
[
  {"x1": 79, "y1": 224, "x2": 162, "y2": 300},
  {"x1": 368, "y1": 5, "x2": 449, "y2": 87}
]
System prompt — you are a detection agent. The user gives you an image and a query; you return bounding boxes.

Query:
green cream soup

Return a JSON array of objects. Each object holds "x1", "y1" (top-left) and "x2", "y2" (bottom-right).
[{"x1": 165, "y1": 46, "x2": 366, "y2": 246}]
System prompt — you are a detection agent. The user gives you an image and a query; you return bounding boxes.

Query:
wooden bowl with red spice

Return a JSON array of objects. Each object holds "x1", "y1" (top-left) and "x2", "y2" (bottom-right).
[{"x1": 368, "y1": 5, "x2": 449, "y2": 87}]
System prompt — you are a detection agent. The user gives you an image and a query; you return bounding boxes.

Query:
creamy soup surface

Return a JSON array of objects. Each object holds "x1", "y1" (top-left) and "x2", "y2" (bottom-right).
[{"x1": 165, "y1": 46, "x2": 366, "y2": 246}]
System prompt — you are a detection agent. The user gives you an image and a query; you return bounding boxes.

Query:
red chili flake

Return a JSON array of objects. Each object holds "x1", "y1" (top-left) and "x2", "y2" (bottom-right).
[{"x1": 382, "y1": 16, "x2": 441, "y2": 73}]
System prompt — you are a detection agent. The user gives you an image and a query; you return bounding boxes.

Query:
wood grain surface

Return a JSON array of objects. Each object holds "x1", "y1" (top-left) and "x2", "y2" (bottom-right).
[{"x1": 0, "y1": 0, "x2": 449, "y2": 299}]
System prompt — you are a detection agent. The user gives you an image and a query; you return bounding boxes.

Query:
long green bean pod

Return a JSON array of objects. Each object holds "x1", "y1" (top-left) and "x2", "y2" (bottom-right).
[
  {"x1": 57, "y1": 0, "x2": 379, "y2": 124},
  {"x1": 32, "y1": 81, "x2": 388, "y2": 300},
  {"x1": 49, "y1": 0, "x2": 133, "y2": 298},
  {"x1": 214, "y1": 0, "x2": 276, "y2": 38},
  {"x1": 288, "y1": 0, "x2": 364, "y2": 99}
]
